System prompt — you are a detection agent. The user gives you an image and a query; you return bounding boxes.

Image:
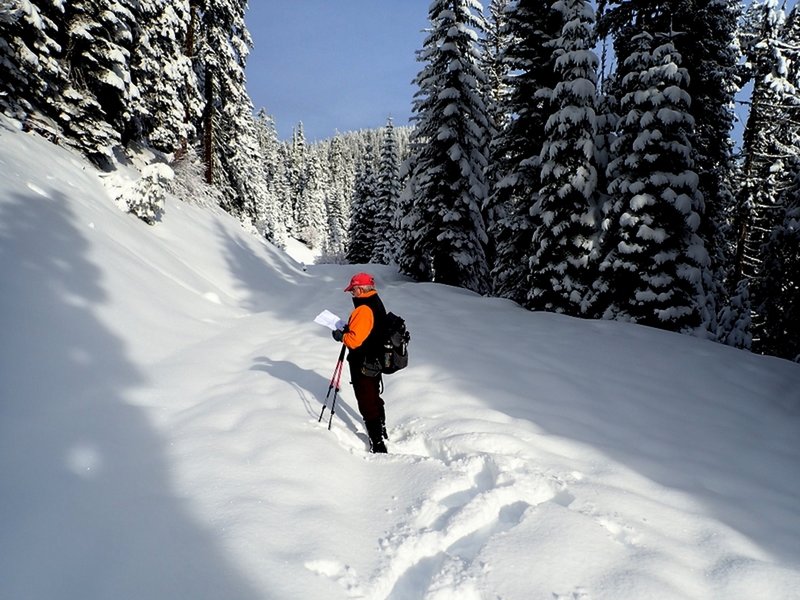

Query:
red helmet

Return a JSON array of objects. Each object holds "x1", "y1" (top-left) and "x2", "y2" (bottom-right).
[{"x1": 344, "y1": 272, "x2": 375, "y2": 292}]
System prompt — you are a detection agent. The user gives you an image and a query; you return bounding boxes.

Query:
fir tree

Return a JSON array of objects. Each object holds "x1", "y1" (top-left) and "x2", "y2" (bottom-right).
[
  {"x1": 56, "y1": 0, "x2": 138, "y2": 166},
  {"x1": 372, "y1": 118, "x2": 402, "y2": 265},
  {"x1": 347, "y1": 147, "x2": 379, "y2": 264},
  {"x1": 253, "y1": 108, "x2": 287, "y2": 245},
  {"x1": 528, "y1": 0, "x2": 600, "y2": 316},
  {"x1": 485, "y1": 0, "x2": 561, "y2": 302},
  {"x1": 0, "y1": 0, "x2": 65, "y2": 123},
  {"x1": 401, "y1": 0, "x2": 492, "y2": 294},
  {"x1": 129, "y1": 0, "x2": 200, "y2": 153},
  {"x1": 596, "y1": 33, "x2": 708, "y2": 331},
  {"x1": 734, "y1": 0, "x2": 800, "y2": 355}
]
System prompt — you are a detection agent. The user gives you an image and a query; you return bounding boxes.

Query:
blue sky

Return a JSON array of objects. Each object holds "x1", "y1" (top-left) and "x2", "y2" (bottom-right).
[{"x1": 245, "y1": 2, "x2": 430, "y2": 142}]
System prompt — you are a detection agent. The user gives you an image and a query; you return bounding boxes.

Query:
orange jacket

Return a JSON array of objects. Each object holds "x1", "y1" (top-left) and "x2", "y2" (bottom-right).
[{"x1": 342, "y1": 290, "x2": 377, "y2": 350}]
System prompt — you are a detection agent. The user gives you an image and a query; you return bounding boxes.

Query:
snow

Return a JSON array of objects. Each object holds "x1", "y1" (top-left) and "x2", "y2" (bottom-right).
[{"x1": 2, "y1": 123, "x2": 800, "y2": 599}]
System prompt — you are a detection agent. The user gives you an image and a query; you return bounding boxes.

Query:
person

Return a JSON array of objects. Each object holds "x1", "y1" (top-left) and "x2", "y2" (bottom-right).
[{"x1": 332, "y1": 272, "x2": 388, "y2": 453}]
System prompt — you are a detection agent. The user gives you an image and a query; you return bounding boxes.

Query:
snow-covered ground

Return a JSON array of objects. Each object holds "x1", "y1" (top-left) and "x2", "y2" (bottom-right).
[{"x1": 1, "y1": 120, "x2": 799, "y2": 600}]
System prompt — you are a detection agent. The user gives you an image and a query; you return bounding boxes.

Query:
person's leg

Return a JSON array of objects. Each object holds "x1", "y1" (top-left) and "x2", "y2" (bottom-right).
[{"x1": 350, "y1": 364, "x2": 387, "y2": 452}]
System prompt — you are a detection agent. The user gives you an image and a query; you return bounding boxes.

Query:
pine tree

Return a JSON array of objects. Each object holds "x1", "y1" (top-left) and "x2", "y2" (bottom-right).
[
  {"x1": 193, "y1": 0, "x2": 260, "y2": 219},
  {"x1": 599, "y1": 0, "x2": 740, "y2": 333},
  {"x1": 54, "y1": 0, "x2": 139, "y2": 166},
  {"x1": 129, "y1": 0, "x2": 200, "y2": 153},
  {"x1": 0, "y1": 0, "x2": 65, "y2": 123},
  {"x1": 485, "y1": 0, "x2": 561, "y2": 302},
  {"x1": 755, "y1": 163, "x2": 800, "y2": 361},
  {"x1": 348, "y1": 147, "x2": 379, "y2": 264},
  {"x1": 481, "y1": 0, "x2": 512, "y2": 136},
  {"x1": 401, "y1": 0, "x2": 492, "y2": 294},
  {"x1": 323, "y1": 136, "x2": 351, "y2": 256},
  {"x1": 596, "y1": 33, "x2": 707, "y2": 331},
  {"x1": 372, "y1": 118, "x2": 402, "y2": 264},
  {"x1": 253, "y1": 108, "x2": 287, "y2": 245},
  {"x1": 734, "y1": 0, "x2": 800, "y2": 355},
  {"x1": 528, "y1": 0, "x2": 600, "y2": 315}
]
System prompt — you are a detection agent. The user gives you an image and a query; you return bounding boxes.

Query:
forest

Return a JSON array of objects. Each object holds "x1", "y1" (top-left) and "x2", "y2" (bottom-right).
[{"x1": 0, "y1": 0, "x2": 797, "y2": 362}]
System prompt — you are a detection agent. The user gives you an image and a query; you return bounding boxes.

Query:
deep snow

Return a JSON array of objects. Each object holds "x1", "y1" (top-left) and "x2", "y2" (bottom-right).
[{"x1": 1, "y1": 119, "x2": 799, "y2": 600}]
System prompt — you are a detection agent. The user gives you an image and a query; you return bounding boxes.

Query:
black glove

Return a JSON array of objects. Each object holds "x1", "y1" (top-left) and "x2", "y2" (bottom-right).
[{"x1": 332, "y1": 329, "x2": 344, "y2": 342}]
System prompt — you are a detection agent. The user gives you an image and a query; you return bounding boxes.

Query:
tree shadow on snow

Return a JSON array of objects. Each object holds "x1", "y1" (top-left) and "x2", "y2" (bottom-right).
[
  {"x1": 0, "y1": 190, "x2": 263, "y2": 599},
  {"x1": 402, "y1": 286, "x2": 800, "y2": 567}
]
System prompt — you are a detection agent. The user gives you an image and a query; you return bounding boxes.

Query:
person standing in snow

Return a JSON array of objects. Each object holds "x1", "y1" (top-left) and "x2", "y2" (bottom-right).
[{"x1": 332, "y1": 272, "x2": 388, "y2": 453}]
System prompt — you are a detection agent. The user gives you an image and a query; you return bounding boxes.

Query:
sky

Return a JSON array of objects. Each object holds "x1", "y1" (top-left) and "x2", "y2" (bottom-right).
[
  {"x1": 2, "y1": 118, "x2": 800, "y2": 599},
  {"x1": 245, "y1": 2, "x2": 430, "y2": 142}
]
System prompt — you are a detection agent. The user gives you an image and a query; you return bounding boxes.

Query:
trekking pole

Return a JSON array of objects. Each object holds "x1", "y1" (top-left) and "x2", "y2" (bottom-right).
[{"x1": 319, "y1": 344, "x2": 346, "y2": 429}]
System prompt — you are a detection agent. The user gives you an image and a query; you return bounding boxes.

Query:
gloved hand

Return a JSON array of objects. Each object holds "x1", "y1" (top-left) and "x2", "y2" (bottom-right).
[{"x1": 332, "y1": 329, "x2": 344, "y2": 342}]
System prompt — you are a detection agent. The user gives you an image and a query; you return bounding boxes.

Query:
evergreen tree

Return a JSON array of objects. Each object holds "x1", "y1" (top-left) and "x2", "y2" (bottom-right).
[
  {"x1": 347, "y1": 147, "x2": 379, "y2": 264},
  {"x1": 755, "y1": 163, "x2": 800, "y2": 361},
  {"x1": 129, "y1": 0, "x2": 200, "y2": 153},
  {"x1": 528, "y1": 0, "x2": 600, "y2": 315},
  {"x1": 485, "y1": 0, "x2": 561, "y2": 302},
  {"x1": 296, "y1": 153, "x2": 328, "y2": 249},
  {"x1": 372, "y1": 118, "x2": 402, "y2": 264},
  {"x1": 734, "y1": 0, "x2": 800, "y2": 355},
  {"x1": 481, "y1": 0, "x2": 512, "y2": 136},
  {"x1": 323, "y1": 136, "x2": 351, "y2": 255},
  {"x1": 55, "y1": 0, "x2": 138, "y2": 166},
  {"x1": 193, "y1": 0, "x2": 260, "y2": 219},
  {"x1": 599, "y1": 0, "x2": 740, "y2": 332},
  {"x1": 596, "y1": 33, "x2": 708, "y2": 331},
  {"x1": 401, "y1": 0, "x2": 492, "y2": 294},
  {"x1": 286, "y1": 123, "x2": 308, "y2": 239},
  {"x1": 253, "y1": 108, "x2": 287, "y2": 245},
  {"x1": 0, "y1": 1, "x2": 65, "y2": 123}
]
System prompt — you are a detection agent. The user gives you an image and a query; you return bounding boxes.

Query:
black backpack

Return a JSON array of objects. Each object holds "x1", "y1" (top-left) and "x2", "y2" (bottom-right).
[{"x1": 380, "y1": 312, "x2": 410, "y2": 374}]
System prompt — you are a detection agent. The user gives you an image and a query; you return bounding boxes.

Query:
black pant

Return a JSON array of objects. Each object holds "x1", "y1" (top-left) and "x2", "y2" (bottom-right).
[{"x1": 349, "y1": 362, "x2": 384, "y2": 422}]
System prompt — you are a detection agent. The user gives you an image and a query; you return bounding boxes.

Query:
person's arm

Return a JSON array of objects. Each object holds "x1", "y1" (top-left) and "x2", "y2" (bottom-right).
[{"x1": 342, "y1": 305, "x2": 374, "y2": 349}]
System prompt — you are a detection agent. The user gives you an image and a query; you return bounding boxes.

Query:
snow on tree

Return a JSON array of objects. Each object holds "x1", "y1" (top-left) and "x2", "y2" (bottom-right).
[
  {"x1": 253, "y1": 108, "x2": 287, "y2": 245},
  {"x1": 321, "y1": 136, "x2": 351, "y2": 256},
  {"x1": 0, "y1": 0, "x2": 65, "y2": 124},
  {"x1": 129, "y1": 0, "x2": 200, "y2": 154},
  {"x1": 125, "y1": 163, "x2": 174, "y2": 225},
  {"x1": 371, "y1": 118, "x2": 402, "y2": 265},
  {"x1": 347, "y1": 145, "x2": 380, "y2": 264},
  {"x1": 481, "y1": 0, "x2": 512, "y2": 137},
  {"x1": 754, "y1": 164, "x2": 800, "y2": 361},
  {"x1": 732, "y1": 0, "x2": 800, "y2": 356},
  {"x1": 599, "y1": 0, "x2": 741, "y2": 334},
  {"x1": 400, "y1": 0, "x2": 493, "y2": 294},
  {"x1": 53, "y1": 0, "x2": 139, "y2": 166},
  {"x1": 596, "y1": 33, "x2": 708, "y2": 332},
  {"x1": 484, "y1": 0, "x2": 561, "y2": 303},
  {"x1": 527, "y1": 0, "x2": 600, "y2": 316}
]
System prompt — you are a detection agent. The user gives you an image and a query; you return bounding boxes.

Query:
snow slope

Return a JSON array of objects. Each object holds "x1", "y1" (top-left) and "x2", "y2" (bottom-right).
[{"x1": 1, "y1": 120, "x2": 799, "y2": 600}]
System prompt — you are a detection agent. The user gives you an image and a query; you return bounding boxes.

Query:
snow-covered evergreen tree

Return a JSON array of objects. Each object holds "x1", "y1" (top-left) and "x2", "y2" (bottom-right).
[
  {"x1": 755, "y1": 163, "x2": 800, "y2": 361},
  {"x1": 401, "y1": 0, "x2": 492, "y2": 294},
  {"x1": 0, "y1": 0, "x2": 65, "y2": 123},
  {"x1": 129, "y1": 0, "x2": 200, "y2": 153},
  {"x1": 372, "y1": 118, "x2": 402, "y2": 265},
  {"x1": 481, "y1": 0, "x2": 512, "y2": 137},
  {"x1": 323, "y1": 136, "x2": 351, "y2": 256},
  {"x1": 596, "y1": 34, "x2": 708, "y2": 331},
  {"x1": 733, "y1": 0, "x2": 800, "y2": 355},
  {"x1": 485, "y1": 0, "x2": 561, "y2": 302},
  {"x1": 527, "y1": 0, "x2": 600, "y2": 316},
  {"x1": 347, "y1": 146, "x2": 379, "y2": 264},
  {"x1": 253, "y1": 108, "x2": 287, "y2": 245},
  {"x1": 193, "y1": 0, "x2": 262, "y2": 220},
  {"x1": 55, "y1": 0, "x2": 138, "y2": 165}
]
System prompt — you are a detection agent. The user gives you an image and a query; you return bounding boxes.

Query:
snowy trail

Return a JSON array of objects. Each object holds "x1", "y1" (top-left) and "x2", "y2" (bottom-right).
[{"x1": 3, "y1": 125, "x2": 800, "y2": 599}]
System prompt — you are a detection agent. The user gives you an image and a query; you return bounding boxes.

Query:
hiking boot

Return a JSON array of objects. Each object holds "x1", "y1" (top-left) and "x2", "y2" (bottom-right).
[{"x1": 366, "y1": 419, "x2": 388, "y2": 454}]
